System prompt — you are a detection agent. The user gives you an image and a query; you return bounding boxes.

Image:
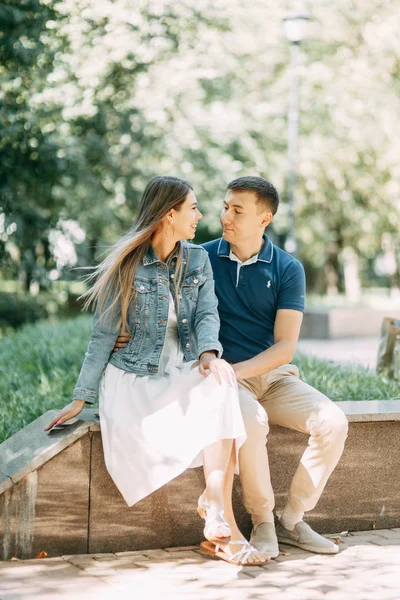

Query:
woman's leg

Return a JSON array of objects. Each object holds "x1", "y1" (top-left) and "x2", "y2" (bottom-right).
[
  {"x1": 222, "y1": 444, "x2": 242, "y2": 539},
  {"x1": 200, "y1": 438, "x2": 233, "y2": 540}
]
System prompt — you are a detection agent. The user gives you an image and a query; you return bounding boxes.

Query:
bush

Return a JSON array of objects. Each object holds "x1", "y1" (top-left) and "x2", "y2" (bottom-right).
[
  {"x1": 0, "y1": 293, "x2": 48, "y2": 330},
  {"x1": 0, "y1": 291, "x2": 85, "y2": 334}
]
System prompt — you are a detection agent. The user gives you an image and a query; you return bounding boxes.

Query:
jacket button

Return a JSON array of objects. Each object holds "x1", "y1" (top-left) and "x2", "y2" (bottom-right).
[
  {"x1": 193, "y1": 278, "x2": 198, "y2": 284},
  {"x1": 182, "y1": 318, "x2": 187, "y2": 324},
  {"x1": 185, "y1": 343, "x2": 191, "y2": 348},
  {"x1": 140, "y1": 285, "x2": 145, "y2": 291}
]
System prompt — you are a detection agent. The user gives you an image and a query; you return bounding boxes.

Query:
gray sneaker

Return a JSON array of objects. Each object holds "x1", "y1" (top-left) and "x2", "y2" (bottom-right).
[
  {"x1": 276, "y1": 520, "x2": 339, "y2": 555},
  {"x1": 250, "y1": 522, "x2": 280, "y2": 558}
]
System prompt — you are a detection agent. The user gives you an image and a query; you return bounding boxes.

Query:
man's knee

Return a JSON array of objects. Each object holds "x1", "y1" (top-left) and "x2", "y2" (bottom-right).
[
  {"x1": 314, "y1": 402, "x2": 348, "y2": 442},
  {"x1": 331, "y1": 406, "x2": 349, "y2": 440},
  {"x1": 238, "y1": 387, "x2": 269, "y2": 438}
]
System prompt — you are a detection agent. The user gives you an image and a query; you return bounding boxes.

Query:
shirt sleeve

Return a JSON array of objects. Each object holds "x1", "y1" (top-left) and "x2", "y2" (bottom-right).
[{"x1": 276, "y1": 260, "x2": 306, "y2": 312}]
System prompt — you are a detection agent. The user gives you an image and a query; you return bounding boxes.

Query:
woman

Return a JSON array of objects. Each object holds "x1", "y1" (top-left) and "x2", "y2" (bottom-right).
[{"x1": 45, "y1": 176, "x2": 268, "y2": 566}]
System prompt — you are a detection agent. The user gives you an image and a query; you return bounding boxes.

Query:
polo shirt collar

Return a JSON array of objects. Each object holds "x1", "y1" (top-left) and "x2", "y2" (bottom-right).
[{"x1": 217, "y1": 234, "x2": 274, "y2": 264}]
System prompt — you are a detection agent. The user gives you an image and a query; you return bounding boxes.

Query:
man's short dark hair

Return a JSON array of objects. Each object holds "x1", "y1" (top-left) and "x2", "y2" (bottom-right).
[{"x1": 227, "y1": 176, "x2": 279, "y2": 215}]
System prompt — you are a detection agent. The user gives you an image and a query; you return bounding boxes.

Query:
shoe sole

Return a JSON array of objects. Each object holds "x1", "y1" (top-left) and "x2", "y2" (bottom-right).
[{"x1": 277, "y1": 536, "x2": 339, "y2": 555}]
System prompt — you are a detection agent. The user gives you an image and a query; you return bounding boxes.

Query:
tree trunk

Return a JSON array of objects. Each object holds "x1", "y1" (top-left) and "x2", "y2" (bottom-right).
[
  {"x1": 342, "y1": 247, "x2": 361, "y2": 302},
  {"x1": 87, "y1": 237, "x2": 98, "y2": 266},
  {"x1": 324, "y1": 242, "x2": 341, "y2": 295}
]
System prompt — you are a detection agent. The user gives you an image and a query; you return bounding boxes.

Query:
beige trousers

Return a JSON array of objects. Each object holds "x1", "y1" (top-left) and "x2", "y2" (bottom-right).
[{"x1": 238, "y1": 364, "x2": 349, "y2": 525}]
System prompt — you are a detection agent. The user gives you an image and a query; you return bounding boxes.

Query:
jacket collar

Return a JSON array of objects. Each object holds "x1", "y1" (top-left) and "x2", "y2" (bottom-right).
[
  {"x1": 143, "y1": 241, "x2": 185, "y2": 266},
  {"x1": 217, "y1": 233, "x2": 274, "y2": 263}
]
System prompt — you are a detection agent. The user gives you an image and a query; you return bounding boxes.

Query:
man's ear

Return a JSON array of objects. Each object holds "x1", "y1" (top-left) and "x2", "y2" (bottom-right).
[{"x1": 261, "y1": 211, "x2": 273, "y2": 228}]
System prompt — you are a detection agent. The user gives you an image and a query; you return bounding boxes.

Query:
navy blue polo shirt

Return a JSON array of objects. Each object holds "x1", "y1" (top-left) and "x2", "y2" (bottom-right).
[{"x1": 202, "y1": 234, "x2": 306, "y2": 364}]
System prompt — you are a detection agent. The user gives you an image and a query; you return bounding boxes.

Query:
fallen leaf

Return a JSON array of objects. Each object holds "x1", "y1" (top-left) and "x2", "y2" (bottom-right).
[
  {"x1": 325, "y1": 530, "x2": 348, "y2": 539},
  {"x1": 372, "y1": 522, "x2": 376, "y2": 530},
  {"x1": 36, "y1": 551, "x2": 48, "y2": 559},
  {"x1": 281, "y1": 551, "x2": 290, "y2": 556},
  {"x1": 324, "y1": 531, "x2": 349, "y2": 540},
  {"x1": 10, "y1": 557, "x2": 20, "y2": 561}
]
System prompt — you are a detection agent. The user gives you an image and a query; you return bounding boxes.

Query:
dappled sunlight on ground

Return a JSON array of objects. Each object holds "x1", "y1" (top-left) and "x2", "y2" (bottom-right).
[{"x1": 1, "y1": 529, "x2": 400, "y2": 599}]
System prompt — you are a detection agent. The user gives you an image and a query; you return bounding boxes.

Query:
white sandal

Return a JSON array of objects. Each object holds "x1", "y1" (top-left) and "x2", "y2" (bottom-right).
[
  {"x1": 197, "y1": 498, "x2": 231, "y2": 545},
  {"x1": 199, "y1": 539, "x2": 270, "y2": 566}
]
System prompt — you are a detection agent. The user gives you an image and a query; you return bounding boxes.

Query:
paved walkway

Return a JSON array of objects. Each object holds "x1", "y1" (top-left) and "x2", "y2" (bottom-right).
[
  {"x1": 298, "y1": 337, "x2": 379, "y2": 369},
  {"x1": 1, "y1": 529, "x2": 400, "y2": 600}
]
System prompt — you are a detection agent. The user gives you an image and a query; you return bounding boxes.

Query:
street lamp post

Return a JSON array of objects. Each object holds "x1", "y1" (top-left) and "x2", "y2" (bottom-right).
[{"x1": 283, "y1": 13, "x2": 310, "y2": 257}]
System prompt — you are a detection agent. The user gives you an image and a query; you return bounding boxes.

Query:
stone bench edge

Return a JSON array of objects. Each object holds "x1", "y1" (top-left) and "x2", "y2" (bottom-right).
[{"x1": 1, "y1": 400, "x2": 399, "y2": 494}]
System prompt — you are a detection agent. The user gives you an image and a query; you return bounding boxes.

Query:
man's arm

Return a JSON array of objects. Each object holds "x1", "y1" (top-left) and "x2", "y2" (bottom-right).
[{"x1": 232, "y1": 309, "x2": 303, "y2": 380}]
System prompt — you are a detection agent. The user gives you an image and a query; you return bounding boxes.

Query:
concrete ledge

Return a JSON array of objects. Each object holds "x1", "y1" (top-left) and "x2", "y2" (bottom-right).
[
  {"x1": 0, "y1": 409, "x2": 98, "y2": 493},
  {"x1": 338, "y1": 400, "x2": 400, "y2": 421},
  {"x1": 1, "y1": 402, "x2": 400, "y2": 559},
  {"x1": 300, "y1": 308, "x2": 400, "y2": 339}
]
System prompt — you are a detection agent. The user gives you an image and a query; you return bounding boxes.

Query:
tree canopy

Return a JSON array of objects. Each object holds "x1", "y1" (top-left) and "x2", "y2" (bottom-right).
[{"x1": 1, "y1": 0, "x2": 399, "y2": 294}]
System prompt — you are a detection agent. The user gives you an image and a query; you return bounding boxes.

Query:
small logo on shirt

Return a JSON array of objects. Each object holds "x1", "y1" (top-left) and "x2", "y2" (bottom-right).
[{"x1": 267, "y1": 280, "x2": 271, "y2": 288}]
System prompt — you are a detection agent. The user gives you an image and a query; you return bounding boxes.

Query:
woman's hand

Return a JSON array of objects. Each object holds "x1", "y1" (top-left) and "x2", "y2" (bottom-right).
[
  {"x1": 199, "y1": 352, "x2": 236, "y2": 385},
  {"x1": 44, "y1": 400, "x2": 86, "y2": 431}
]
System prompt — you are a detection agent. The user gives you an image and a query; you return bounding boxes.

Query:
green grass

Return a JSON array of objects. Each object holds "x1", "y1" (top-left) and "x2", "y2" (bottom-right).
[
  {"x1": 294, "y1": 352, "x2": 400, "y2": 403},
  {"x1": 0, "y1": 316, "x2": 399, "y2": 445},
  {"x1": 0, "y1": 315, "x2": 94, "y2": 445}
]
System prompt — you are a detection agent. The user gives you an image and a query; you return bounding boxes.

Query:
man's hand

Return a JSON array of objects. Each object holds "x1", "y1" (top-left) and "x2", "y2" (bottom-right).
[
  {"x1": 199, "y1": 352, "x2": 236, "y2": 385},
  {"x1": 44, "y1": 400, "x2": 85, "y2": 431},
  {"x1": 113, "y1": 331, "x2": 132, "y2": 352}
]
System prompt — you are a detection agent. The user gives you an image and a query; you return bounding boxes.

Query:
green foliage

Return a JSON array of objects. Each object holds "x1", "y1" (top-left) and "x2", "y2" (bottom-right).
[
  {"x1": 0, "y1": 315, "x2": 399, "y2": 445},
  {"x1": 0, "y1": 292, "x2": 47, "y2": 329},
  {"x1": 1, "y1": 0, "x2": 399, "y2": 298},
  {"x1": 0, "y1": 315, "x2": 92, "y2": 444},
  {"x1": 0, "y1": 287, "x2": 84, "y2": 333},
  {"x1": 0, "y1": 0, "x2": 67, "y2": 289},
  {"x1": 295, "y1": 352, "x2": 400, "y2": 403}
]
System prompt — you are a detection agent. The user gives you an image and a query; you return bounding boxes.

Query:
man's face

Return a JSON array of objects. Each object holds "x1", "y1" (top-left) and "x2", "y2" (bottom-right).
[{"x1": 220, "y1": 190, "x2": 272, "y2": 245}]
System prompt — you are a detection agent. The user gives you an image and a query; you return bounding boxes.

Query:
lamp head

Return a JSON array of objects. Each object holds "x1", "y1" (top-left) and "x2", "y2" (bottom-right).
[{"x1": 283, "y1": 13, "x2": 310, "y2": 44}]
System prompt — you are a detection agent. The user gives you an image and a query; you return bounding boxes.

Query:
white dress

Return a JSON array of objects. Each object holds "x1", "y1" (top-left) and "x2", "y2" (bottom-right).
[{"x1": 99, "y1": 294, "x2": 246, "y2": 507}]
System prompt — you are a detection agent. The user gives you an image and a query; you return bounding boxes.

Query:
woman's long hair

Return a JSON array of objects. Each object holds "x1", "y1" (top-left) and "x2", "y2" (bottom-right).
[{"x1": 78, "y1": 176, "x2": 193, "y2": 333}]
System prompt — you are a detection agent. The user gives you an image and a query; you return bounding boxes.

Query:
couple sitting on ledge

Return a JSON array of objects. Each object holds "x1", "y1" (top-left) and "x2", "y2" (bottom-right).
[{"x1": 46, "y1": 175, "x2": 348, "y2": 566}]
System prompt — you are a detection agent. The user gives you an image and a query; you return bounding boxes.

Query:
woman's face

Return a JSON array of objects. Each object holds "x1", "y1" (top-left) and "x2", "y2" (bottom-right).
[{"x1": 171, "y1": 191, "x2": 203, "y2": 240}]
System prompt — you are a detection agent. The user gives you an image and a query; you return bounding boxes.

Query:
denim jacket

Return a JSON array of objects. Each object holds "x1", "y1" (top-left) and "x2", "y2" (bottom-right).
[{"x1": 73, "y1": 242, "x2": 223, "y2": 403}]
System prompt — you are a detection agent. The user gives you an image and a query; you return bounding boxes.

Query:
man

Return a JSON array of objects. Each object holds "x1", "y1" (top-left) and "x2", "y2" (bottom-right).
[{"x1": 114, "y1": 176, "x2": 348, "y2": 557}]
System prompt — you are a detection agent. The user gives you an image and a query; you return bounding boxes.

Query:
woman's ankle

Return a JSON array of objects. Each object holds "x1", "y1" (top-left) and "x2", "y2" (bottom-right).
[{"x1": 200, "y1": 489, "x2": 224, "y2": 511}]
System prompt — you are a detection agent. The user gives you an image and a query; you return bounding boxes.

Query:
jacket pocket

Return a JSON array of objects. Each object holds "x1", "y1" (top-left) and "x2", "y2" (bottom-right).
[
  {"x1": 133, "y1": 279, "x2": 158, "y2": 316},
  {"x1": 181, "y1": 271, "x2": 206, "y2": 304}
]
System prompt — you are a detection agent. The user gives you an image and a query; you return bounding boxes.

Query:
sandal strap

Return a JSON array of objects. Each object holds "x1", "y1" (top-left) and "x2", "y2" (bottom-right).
[
  {"x1": 205, "y1": 510, "x2": 229, "y2": 527},
  {"x1": 204, "y1": 510, "x2": 230, "y2": 536},
  {"x1": 229, "y1": 540, "x2": 259, "y2": 563}
]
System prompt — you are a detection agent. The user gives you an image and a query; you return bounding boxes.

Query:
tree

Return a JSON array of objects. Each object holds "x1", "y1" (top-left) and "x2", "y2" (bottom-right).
[
  {"x1": 0, "y1": 0, "x2": 69, "y2": 290},
  {"x1": 1, "y1": 0, "x2": 399, "y2": 297}
]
